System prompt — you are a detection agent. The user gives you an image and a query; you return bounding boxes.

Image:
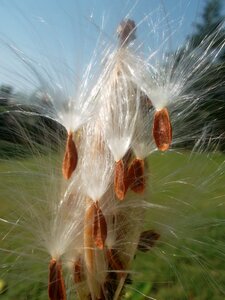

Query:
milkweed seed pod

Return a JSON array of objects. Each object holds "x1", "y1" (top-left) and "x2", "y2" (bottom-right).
[{"x1": 1, "y1": 3, "x2": 225, "y2": 300}]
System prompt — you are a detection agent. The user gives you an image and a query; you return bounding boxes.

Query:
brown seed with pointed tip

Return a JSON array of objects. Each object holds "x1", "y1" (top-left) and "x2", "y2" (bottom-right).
[
  {"x1": 62, "y1": 132, "x2": 78, "y2": 179},
  {"x1": 153, "y1": 108, "x2": 172, "y2": 151},
  {"x1": 114, "y1": 160, "x2": 128, "y2": 200},
  {"x1": 128, "y1": 158, "x2": 145, "y2": 194},
  {"x1": 93, "y1": 201, "x2": 107, "y2": 250},
  {"x1": 48, "y1": 259, "x2": 66, "y2": 300}
]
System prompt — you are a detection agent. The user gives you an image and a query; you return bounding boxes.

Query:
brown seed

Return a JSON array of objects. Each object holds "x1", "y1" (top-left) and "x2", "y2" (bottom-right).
[
  {"x1": 107, "y1": 249, "x2": 124, "y2": 279},
  {"x1": 127, "y1": 158, "x2": 145, "y2": 194},
  {"x1": 48, "y1": 258, "x2": 66, "y2": 300},
  {"x1": 84, "y1": 202, "x2": 95, "y2": 273},
  {"x1": 93, "y1": 201, "x2": 107, "y2": 250},
  {"x1": 138, "y1": 230, "x2": 160, "y2": 252},
  {"x1": 74, "y1": 258, "x2": 83, "y2": 284},
  {"x1": 123, "y1": 149, "x2": 134, "y2": 167},
  {"x1": 114, "y1": 160, "x2": 128, "y2": 200},
  {"x1": 140, "y1": 93, "x2": 153, "y2": 111},
  {"x1": 153, "y1": 108, "x2": 172, "y2": 151},
  {"x1": 117, "y1": 19, "x2": 136, "y2": 46},
  {"x1": 62, "y1": 132, "x2": 78, "y2": 179}
]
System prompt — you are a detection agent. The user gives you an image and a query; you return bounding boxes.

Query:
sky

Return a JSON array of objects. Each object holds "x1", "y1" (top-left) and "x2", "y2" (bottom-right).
[{"x1": 0, "y1": 0, "x2": 222, "y2": 95}]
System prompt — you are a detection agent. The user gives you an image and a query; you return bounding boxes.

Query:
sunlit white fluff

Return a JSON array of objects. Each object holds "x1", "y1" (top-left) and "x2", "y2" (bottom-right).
[
  {"x1": 2, "y1": 41, "x2": 101, "y2": 135},
  {"x1": 44, "y1": 65, "x2": 101, "y2": 134},
  {"x1": 17, "y1": 171, "x2": 85, "y2": 262},
  {"x1": 141, "y1": 23, "x2": 225, "y2": 112},
  {"x1": 132, "y1": 101, "x2": 156, "y2": 159},
  {"x1": 99, "y1": 46, "x2": 144, "y2": 162},
  {"x1": 79, "y1": 120, "x2": 114, "y2": 201}
]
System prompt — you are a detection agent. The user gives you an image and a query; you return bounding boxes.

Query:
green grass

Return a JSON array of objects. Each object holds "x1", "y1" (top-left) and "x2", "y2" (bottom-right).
[
  {"x1": 0, "y1": 152, "x2": 225, "y2": 299},
  {"x1": 128, "y1": 152, "x2": 225, "y2": 300}
]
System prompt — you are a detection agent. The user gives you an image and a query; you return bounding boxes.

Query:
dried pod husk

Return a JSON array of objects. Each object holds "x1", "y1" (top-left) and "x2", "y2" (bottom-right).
[
  {"x1": 152, "y1": 108, "x2": 172, "y2": 151},
  {"x1": 48, "y1": 259, "x2": 66, "y2": 300},
  {"x1": 138, "y1": 230, "x2": 160, "y2": 252},
  {"x1": 93, "y1": 201, "x2": 107, "y2": 250},
  {"x1": 62, "y1": 131, "x2": 78, "y2": 179},
  {"x1": 127, "y1": 158, "x2": 145, "y2": 194},
  {"x1": 114, "y1": 160, "x2": 128, "y2": 200}
]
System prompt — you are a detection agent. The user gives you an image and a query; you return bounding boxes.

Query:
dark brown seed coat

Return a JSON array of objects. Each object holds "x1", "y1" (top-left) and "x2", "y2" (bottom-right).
[
  {"x1": 127, "y1": 158, "x2": 145, "y2": 194},
  {"x1": 93, "y1": 201, "x2": 107, "y2": 250},
  {"x1": 48, "y1": 259, "x2": 66, "y2": 300}
]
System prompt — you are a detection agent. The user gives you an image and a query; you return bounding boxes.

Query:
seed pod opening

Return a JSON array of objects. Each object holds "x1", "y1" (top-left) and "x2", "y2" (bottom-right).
[
  {"x1": 48, "y1": 259, "x2": 66, "y2": 300},
  {"x1": 152, "y1": 108, "x2": 172, "y2": 151},
  {"x1": 128, "y1": 158, "x2": 145, "y2": 194},
  {"x1": 93, "y1": 201, "x2": 107, "y2": 250},
  {"x1": 62, "y1": 131, "x2": 78, "y2": 179},
  {"x1": 114, "y1": 160, "x2": 128, "y2": 200}
]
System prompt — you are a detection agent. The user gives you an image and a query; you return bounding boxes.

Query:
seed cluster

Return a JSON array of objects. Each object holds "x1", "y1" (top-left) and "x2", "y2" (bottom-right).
[{"x1": 48, "y1": 19, "x2": 172, "y2": 300}]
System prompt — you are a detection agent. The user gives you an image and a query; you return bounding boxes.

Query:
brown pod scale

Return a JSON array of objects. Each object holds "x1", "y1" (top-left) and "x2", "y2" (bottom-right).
[
  {"x1": 62, "y1": 131, "x2": 78, "y2": 179},
  {"x1": 128, "y1": 158, "x2": 145, "y2": 194},
  {"x1": 114, "y1": 160, "x2": 128, "y2": 200},
  {"x1": 153, "y1": 108, "x2": 172, "y2": 151},
  {"x1": 93, "y1": 201, "x2": 107, "y2": 250},
  {"x1": 107, "y1": 249, "x2": 124, "y2": 279},
  {"x1": 48, "y1": 259, "x2": 66, "y2": 300},
  {"x1": 74, "y1": 258, "x2": 83, "y2": 284},
  {"x1": 138, "y1": 230, "x2": 160, "y2": 252}
]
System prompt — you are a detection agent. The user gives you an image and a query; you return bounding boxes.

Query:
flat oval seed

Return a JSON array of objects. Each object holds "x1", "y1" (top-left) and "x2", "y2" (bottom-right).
[
  {"x1": 84, "y1": 202, "x2": 95, "y2": 274},
  {"x1": 117, "y1": 19, "x2": 136, "y2": 46},
  {"x1": 62, "y1": 132, "x2": 78, "y2": 179},
  {"x1": 128, "y1": 158, "x2": 145, "y2": 194},
  {"x1": 93, "y1": 202, "x2": 107, "y2": 250},
  {"x1": 48, "y1": 259, "x2": 66, "y2": 300},
  {"x1": 153, "y1": 108, "x2": 172, "y2": 151},
  {"x1": 114, "y1": 160, "x2": 127, "y2": 200}
]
